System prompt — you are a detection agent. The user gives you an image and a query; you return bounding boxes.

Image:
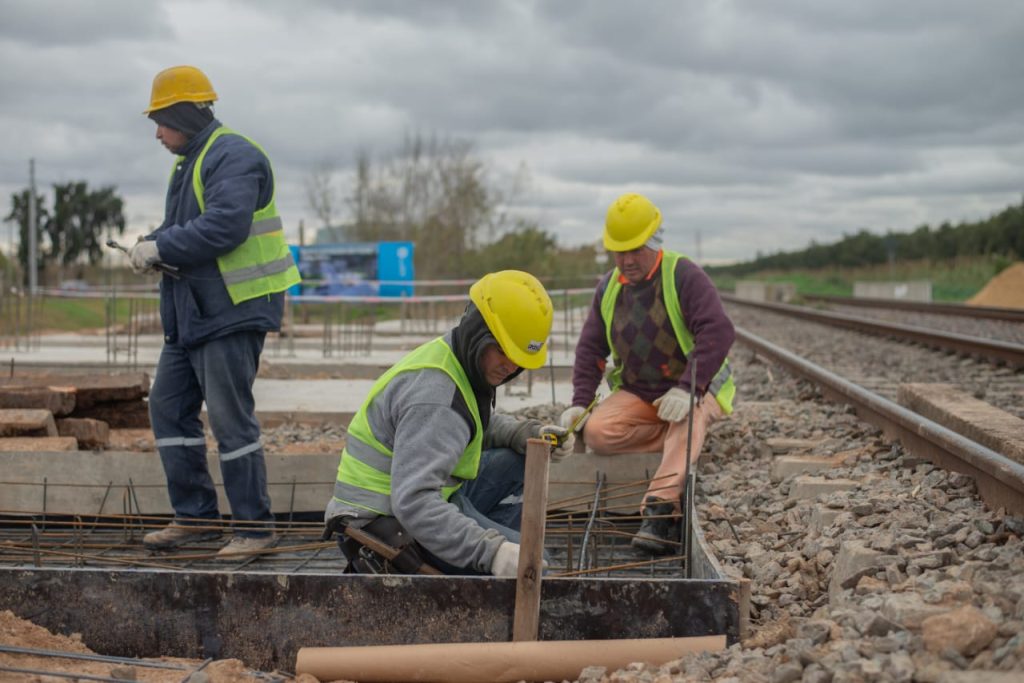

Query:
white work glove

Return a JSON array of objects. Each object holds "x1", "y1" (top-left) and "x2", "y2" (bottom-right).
[
  {"x1": 652, "y1": 387, "x2": 692, "y2": 422},
  {"x1": 539, "y1": 424, "x2": 574, "y2": 462},
  {"x1": 491, "y1": 541, "x2": 521, "y2": 577},
  {"x1": 129, "y1": 240, "x2": 161, "y2": 275},
  {"x1": 559, "y1": 405, "x2": 590, "y2": 433}
]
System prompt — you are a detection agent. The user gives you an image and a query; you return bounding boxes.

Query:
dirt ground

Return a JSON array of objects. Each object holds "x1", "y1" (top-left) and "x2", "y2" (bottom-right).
[
  {"x1": 967, "y1": 261, "x2": 1024, "y2": 308},
  {"x1": 0, "y1": 610, "x2": 322, "y2": 682}
]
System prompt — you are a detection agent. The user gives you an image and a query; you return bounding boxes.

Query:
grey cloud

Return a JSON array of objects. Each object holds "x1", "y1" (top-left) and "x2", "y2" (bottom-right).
[{"x1": 0, "y1": 0, "x2": 171, "y2": 45}]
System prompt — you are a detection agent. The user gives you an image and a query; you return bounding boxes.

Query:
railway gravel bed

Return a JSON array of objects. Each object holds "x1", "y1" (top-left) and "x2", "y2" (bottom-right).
[
  {"x1": 819, "y1": 303, "x2": 1024, "y2": 346},
  {"x1": 567, "y1": 343, "x2": 1023, "y2": 682},
  {"x1": 725, "y1": 303, "x2": 1024, "y2": 420}
]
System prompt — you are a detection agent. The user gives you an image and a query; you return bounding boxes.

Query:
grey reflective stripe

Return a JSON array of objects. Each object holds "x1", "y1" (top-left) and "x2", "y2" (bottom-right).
[
  {"x1": 155, "y1": 436, "x2": 206, "y2": 448},
  {"x1": 344, "y1": 437, "x2": 394, "y2": 473},
  {"x1": 220, "y1": 441, "x2": 262, "y2": 461},
  {"x1": 332, "y1": 480, "x2": 391, "y2": 515},
  {"x1": 221, "y1": 255, "x2": 295, "y2": 285},
  {"x1": 499, "y1": 493, "x2": 523, "y2": 506},
  {"x1": 708, "y1": 362, "x2": 732, "y2": 395},
  {"x1": 250, "y1": 215, "x2": 283, "y2": 236}
]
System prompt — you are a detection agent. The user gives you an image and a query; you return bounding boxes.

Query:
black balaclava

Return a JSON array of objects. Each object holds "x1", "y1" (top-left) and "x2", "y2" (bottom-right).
[
  {"x1": 148, "y1": 101, "x2": 214, "y2": 139},
  {"x1": 450, "y1": 302, "x2": 524, "y2": 432}
]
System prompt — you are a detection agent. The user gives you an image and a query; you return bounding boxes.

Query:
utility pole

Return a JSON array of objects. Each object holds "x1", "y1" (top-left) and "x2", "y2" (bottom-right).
[{"x1": 28, "y1": 158, "x2": 38, "y2": 295}]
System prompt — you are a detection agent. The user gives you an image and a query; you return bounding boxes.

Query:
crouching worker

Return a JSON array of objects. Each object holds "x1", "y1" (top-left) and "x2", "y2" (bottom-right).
[{"x1": 323, "y1": 271, "x2": 573, "y2": 575}]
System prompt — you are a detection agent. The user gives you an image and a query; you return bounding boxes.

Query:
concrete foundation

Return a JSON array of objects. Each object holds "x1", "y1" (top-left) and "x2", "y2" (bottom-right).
[
  {"x1": 852, "y1": 280, "x2": 932, "y2": 301},
  {"x1": 735, "y1": 281, "x2": 797, "y2": 303}
]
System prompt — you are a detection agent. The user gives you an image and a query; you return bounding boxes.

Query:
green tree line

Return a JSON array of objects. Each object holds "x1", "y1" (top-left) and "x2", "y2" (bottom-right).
[{"x1": 710, "y1": 198, "x2": 1024, "y2": 277}]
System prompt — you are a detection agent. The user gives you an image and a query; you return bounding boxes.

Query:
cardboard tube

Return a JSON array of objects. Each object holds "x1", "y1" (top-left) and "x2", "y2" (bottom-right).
[{"x1": 296, "y1": 635, "x2": 725, "y2": 682}]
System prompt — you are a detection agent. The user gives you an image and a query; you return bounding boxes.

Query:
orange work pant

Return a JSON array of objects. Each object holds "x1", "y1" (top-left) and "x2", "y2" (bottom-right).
[{"x1": 582, "y1": 389, "x2": 724, "y2": 509}]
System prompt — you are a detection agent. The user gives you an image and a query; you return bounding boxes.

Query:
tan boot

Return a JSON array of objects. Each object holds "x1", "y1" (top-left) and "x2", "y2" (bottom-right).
[
  {"x1": 215, "y1": 534, "x2": 278, "y2": 559},
  {"x1": 143, "y1": 522, "x2": 222, "y2": 550}
]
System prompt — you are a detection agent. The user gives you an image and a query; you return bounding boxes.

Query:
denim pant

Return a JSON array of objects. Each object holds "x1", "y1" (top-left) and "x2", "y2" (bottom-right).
[{"x1": 149, "y1": 330, "x2": 273, "y2": 537}]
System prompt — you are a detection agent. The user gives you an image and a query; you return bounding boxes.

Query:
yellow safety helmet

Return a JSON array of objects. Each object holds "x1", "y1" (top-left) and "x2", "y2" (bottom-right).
[
  {"x1": 603, "y1": 192, "x2": 662, "y2": 252},
  {"x1": 470, "y1": 270, "x2": 553, "y2": 370},
  {"x1": 144, "y1": 65, "x2": 218, "y2": 114}
]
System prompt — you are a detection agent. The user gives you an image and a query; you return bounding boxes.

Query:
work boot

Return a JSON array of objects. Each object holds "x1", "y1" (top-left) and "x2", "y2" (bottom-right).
[
  {"x1": 143, "y1": 522, "x2": 222, "y2": 550},
  {"x1": 215, "y1": 534, "x2": 278, "y2": 560},
  {"x1": 631, "y1": 497, "x2": 680, "y2": 555}
]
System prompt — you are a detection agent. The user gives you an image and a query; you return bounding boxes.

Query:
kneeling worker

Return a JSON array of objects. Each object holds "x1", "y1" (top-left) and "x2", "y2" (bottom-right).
[
  {"x1": 561, "y1": 193, "x2": 736, "y2": 555},
  {"x1": 323, "y1": 271, "x2": 573, "y2": 575}
]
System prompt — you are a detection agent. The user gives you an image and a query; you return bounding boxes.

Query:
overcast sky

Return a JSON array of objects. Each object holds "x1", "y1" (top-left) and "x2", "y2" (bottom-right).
[{"x1": 2, "y1": 0, "x2": 1022, "y2": 264}]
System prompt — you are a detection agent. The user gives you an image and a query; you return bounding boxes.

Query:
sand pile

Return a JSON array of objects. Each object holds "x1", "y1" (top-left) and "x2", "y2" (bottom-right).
[{"x1": 967, "y1": 262, "x2": 1024, "y2": 309}]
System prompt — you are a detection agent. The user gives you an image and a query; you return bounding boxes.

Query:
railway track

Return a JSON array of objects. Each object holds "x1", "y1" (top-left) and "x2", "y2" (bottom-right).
[
  {"x1": 724, "y1": 300, "x2": 1024, "y2": 419},
  {"x1": 721, "y1": 294, "x2": 1024, "y2": 368}
]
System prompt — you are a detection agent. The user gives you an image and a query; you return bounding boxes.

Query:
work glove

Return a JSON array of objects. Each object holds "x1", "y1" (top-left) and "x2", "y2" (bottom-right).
[
  {"x1": 559, "y1": 405, "x2": 590, "y2": 433},
  {"x1": 539, "y1": 424, "x2": 574, "y2": 462},
  {"x1": 129, "y1": 240, "x2": 161, "y2": 275},
  {"x1": 491, "y1": 541, "x2": 521, "y2": 577},
  {"x1": 653, "y1": 387, "x2": 692, "y2": 422},
  {"x1": 491, "y1": 541, "x2": 549, "y2": 577}
]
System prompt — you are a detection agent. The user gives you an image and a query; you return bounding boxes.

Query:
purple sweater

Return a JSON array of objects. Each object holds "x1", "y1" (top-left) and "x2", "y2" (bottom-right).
[{"x1": 571, "y1": 256, "x2": 735, "y2": 406}]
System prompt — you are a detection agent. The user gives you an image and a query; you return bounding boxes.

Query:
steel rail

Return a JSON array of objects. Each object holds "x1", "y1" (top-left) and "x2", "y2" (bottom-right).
[
  {"x1": 723, "y1": 294, "x2": 1024, "y2": 368},
  {"x1": 735, "y1": 326, "x2": 1024, "y2": 515},
  {"x1": 802, "y1": 294, "x2": 1024, "y2": 323}
]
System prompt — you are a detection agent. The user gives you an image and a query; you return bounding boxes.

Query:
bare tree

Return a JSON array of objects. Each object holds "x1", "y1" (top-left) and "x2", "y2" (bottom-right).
[
  {"x1": 305, "y1": 160, "x2": 340, "y2": 230},
  {"x1": 345, "y1": 133, "x2": 515, "y2": 277}
]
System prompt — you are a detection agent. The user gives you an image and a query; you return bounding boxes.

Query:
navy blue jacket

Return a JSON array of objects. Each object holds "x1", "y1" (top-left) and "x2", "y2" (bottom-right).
[{"x1": 149, "y1": 119, "x2": 284, "y2": 348}]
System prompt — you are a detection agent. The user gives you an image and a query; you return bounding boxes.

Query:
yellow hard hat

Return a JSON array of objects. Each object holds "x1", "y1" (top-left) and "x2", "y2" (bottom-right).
[
  {"x1": 470, "y1": 270, "x2": 553, "y2": 370},
  {"x1": 603, "y1": 193, "x2": 662, "y2": 252},
  {"x1": 144, "y1": 65, "x2": 218, "y2": 114}
]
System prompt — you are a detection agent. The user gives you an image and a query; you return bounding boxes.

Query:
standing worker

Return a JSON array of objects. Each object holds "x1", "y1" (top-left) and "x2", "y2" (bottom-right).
[
  {"x1": 133, "y1": 65, "x2": 300, "y2": 557},
  {"x1": 560, "y1": 193, "x2": 736, "y2": 554},
  {"x1": 323, "y1": 271, "x2": 573, "y2": 575}
]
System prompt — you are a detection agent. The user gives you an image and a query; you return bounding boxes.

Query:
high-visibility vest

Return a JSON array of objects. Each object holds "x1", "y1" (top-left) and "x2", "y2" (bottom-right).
[
  {"x1": 331, "y1": 337, "x2": 484, "y2": 516},
  {"x1": 600, "y1": 250, "x2": 736, "y2": 414},
  {"x1": 179, "y1": 126, "x2": 301, "y2": 304}
]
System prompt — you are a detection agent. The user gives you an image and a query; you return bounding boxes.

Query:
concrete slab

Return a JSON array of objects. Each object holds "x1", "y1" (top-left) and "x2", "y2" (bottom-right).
[
  {"x1": 788, "y1": 476, "x2": 859, "y2": 501},
  {"x1": 898, "y1": 383, "x2": 1024, "y2": 466},
  {"x1": 0, "y1": 450, "x2": 338, "y2": 515},
  {"x1": 548, "y1": 451, "x2": 664, "y2": 513}
]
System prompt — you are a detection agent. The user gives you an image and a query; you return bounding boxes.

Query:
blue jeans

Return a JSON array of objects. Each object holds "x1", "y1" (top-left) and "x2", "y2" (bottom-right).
[
  {"x1": 149, "y1": 330, "x2": 273, "y2": 537},
  {"x1": 422, "y1": 447, "x2": 528, "y2": 575}
]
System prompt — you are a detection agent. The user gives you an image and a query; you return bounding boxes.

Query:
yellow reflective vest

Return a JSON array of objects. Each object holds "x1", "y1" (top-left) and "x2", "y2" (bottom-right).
[
  {"x1": 600, "y1": 250, "x2": 736, "y2": 414},
  {"x1": 181, "y1": 127, "x2": 301, "y2": 304},
  {"x1": 332, "y1": 337, "x2": 484, "y2": 516}
]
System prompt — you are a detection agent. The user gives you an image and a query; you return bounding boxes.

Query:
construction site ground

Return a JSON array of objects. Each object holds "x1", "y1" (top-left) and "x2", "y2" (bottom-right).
[{"x1": 1, "y1": 318, "x2": 668, "y2": 681}]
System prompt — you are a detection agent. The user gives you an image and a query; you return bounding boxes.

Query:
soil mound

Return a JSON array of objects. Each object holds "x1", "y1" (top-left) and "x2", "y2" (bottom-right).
[{"x1": 967, "y1": 262, "x2": 1024, "y2": 309}]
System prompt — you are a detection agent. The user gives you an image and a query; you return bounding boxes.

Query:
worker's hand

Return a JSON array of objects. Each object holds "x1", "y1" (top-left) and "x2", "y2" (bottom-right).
[
  {"x1": 491, "y1": 541, "x2": 548, "y2": 576},
  {"x1": 491, "y1": 541, "x2": 521, "y2": 577},
  {"x1": 129, "y1": 240, "x2": 161, "y2": 274},
  {"x1": 653, "y1": 387, "x2": 691, "y2": 422},
  {"x1": 559, "y1": 405, "x2": 590, "y2": 433},
  {"x1": 539, "y1": 425, "x2": 574, "y2": 462}
]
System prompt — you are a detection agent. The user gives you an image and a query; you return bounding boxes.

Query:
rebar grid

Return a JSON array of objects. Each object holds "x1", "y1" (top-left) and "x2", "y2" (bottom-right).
[{"x1": 1, "y1": 471, "x2": 690, "y2": 579}]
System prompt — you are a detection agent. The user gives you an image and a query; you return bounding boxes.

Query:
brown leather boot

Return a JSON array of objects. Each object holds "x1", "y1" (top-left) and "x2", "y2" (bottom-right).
[{"x1": 143, "y1": 522, "x2": 222, "y2": 550}]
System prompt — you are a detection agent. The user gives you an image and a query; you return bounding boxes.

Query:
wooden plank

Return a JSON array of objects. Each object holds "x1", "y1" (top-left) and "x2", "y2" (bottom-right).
[
  {"x1": 0, "y1": 437, "x2": 78, "y2": 452},
  {"x1": 513, "y1": 438, "x2": 550, "y2": 642},
  {"x1": 0, "y1": 373, "x2": 150, "y2": 408},
  {"x1": 0, "y1": 387, "x2": 76, "y2": 415},
  {"x1": 0, "y1": 409, "x2": 57, "y2": 437},
  {"x1": 56, "y1": 418, "x2": 110, "y2": 449}
]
